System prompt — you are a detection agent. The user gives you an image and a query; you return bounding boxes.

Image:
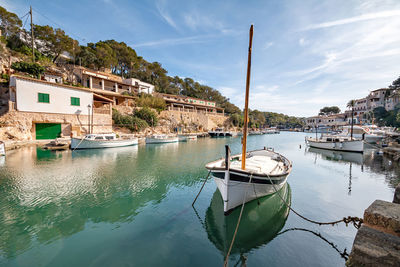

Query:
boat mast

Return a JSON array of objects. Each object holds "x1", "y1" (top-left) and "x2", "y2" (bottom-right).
[{"x1": 241, "y1": 25, "x2": 254, "y2": 170}]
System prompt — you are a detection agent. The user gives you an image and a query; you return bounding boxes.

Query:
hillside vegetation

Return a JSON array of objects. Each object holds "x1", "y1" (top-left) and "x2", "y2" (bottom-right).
[{"x1": 0, "y1": 5, "x2": 303, "y2": 127}]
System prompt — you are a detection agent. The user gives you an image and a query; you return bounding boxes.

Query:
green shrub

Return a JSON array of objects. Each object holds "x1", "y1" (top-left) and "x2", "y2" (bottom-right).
[
  {"x1": 112, "y1": 109, "x2": 148, "y2": 132},
  {"x1": 11, "y1": 61, "x2": 45, "y2": 78},
  {"x1": 134, "y1": 107, "x2": 158, "y2": 126},
  {"x1": 136, "y1": 94, "x2": 166, "y2": 112}
]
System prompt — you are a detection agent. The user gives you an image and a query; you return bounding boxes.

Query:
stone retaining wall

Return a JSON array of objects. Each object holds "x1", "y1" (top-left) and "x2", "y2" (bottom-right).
[{"x1": 159, "y1": 110, "x2": 228, "y2": 131}]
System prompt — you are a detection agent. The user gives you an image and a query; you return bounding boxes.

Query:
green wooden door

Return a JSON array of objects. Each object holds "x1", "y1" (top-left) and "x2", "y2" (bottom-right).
[{"x1": 35, "y1": 123, "x2": 61, "y2": 139}]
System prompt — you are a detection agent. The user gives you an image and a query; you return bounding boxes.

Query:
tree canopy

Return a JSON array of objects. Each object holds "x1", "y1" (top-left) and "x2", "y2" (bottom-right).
[
  {"x1": 0, "y1": 6, "x2": 22, "y2": 38},
  {"x1": 319, "y1": 106, "x2": 341, "y2": 115}
]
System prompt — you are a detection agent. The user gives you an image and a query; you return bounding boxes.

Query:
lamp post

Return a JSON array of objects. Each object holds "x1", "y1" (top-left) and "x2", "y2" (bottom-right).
[{"x1": 87, "y1": 104, "x2": 91, "y2": 134}]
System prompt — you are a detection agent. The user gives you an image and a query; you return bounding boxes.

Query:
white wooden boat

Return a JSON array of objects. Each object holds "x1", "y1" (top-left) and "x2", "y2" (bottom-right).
[
  {"x1": 206, "y1": 147, "x2": 292, "y2": 214},
  {"x1": 0, "y1": 141, "x2": 5, "y2": 156},
  {"x1": 178, "y1": 135, "x2": 197, "y2": 142},
  {"x1": 338, "y1": 125, "x2": 383, "y2": 143},
  {"x1": 71, "y1": 134, "x2": 138, "y2": 150},
  {"x1": 205, "y1": 25, "x2": 292, "y2": 215},
  {"x1": 305, "y1": 135, "x2": 364, "y2": 153},
  {"x1": 145, "y1": 134, "x2": 179, "y2": 144},
  {"x1": 263, "y1": 128, "x2": 280, "y2": 134}
]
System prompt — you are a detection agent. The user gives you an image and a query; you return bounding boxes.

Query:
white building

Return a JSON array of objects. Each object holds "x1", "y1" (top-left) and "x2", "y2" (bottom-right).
[
  {"x1": 9, "y1": 75, "x2": 112, "y2": 139},
  {"x1": 124, "y1": 78, "x2": 155, "y2": 94},
  {"x1": 305, "y1": 114, "x2": 346, "y2": 128}
]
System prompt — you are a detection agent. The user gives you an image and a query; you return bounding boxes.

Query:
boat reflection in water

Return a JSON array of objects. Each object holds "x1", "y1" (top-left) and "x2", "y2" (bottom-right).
[
  {"x1": 204, "y1": 183, "x2": 291, "y2": 257},
  {"x1": 307, "y1": 147, "x2": 364, "y2": 165}
]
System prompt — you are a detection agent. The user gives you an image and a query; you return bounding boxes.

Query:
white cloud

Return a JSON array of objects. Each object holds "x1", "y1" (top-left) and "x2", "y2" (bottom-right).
[
  {"x1": 133, "y1": 35, "x2": 212, "y2": 47},
  {"x1": 303, "y1": 10, "x2": 400, "y2": 30},
  {"x1": 263, "y1": 42, "x2": 273, "y2": 49},
  {"x1": 155, "y1": 0, "x2": 179, "y2": 30},
  {"x1": 299, "y1": 38, "x2": 307, "y2": 46}
]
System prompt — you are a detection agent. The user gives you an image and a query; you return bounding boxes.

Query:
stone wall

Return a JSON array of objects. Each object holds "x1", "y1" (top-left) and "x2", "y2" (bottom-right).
[
  {"x1": 0, "y1": 110, "x2": 112, "y2": 140},
  {"x1": 159, "y1": 110, "x2": 228, "y2": 131}
]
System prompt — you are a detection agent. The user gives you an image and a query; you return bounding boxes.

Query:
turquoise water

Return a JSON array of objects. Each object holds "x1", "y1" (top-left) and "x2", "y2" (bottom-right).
[{"x1": 0, "y1": 132, "x2": 398, "y2": 267}]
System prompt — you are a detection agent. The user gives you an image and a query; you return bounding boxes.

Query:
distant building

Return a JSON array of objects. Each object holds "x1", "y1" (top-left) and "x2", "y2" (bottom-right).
[
  {"x1": 43, "y1": 70, "x2": 63, "y2": 84},
  {"x1": 366, "y1": 88, "x2": 387, "y2": 111},
  {"x1": 305, "y1": 113, "x2": 346, "y2": 128},
  {"x1": 9, "y1": 75, "x2": 113, "y2": 139},
  {"x1": 385, "y1": 90, "x2": 400, "y2": 111},
  {"x1": 72, "y1": 67, "x2": 137, "y2": 107},
  {"x1": 124, "y1": 78, "x2": 155, "y2": 94},
  {"x1": 157, "y1": 93, "x2": 225, "y2": 115}
]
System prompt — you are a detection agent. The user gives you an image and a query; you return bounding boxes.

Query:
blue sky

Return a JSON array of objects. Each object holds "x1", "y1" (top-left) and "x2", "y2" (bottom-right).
[{"x1": 4, "y1": 0, "x2": 400, "y2": 116}]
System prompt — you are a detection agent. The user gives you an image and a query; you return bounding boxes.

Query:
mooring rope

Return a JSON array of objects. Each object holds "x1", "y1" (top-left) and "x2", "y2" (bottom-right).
[
  {"x1": 71, "y1": 137, "x2": 86, "y2": 152},
  {"x1": 223, "y1": 173, "x2": 254, "y2": 267},
  {"x1": 265, "y1": 174, "x2": 363, "y2": 229},
  {"x1": 192, "y1": 170, "x2": 211, "y2": 207}
]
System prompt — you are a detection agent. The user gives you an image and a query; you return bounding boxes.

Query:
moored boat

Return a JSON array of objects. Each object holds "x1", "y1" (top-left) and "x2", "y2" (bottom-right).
[
  {"x1": 305, "y1": 135, "x2": 364, "y2": 153},
  {"x1": 338, "y1": 125, "x2": 383, "y2": 144},
  {"x1": 71, "y1": 133, "x2": 138, "y2": 150},
  {"x1": 205, "y1": 25, "x2": 292, "y2": 215},
  {"x1": 206, "y1": 147, "x2": 292, "y2": 214},
  {"x1": 145, "y1": 134, "x2": 179, "y2": 144},
  {"x1": 0, "y1": 141, "x2": 5, "y2": 156}
]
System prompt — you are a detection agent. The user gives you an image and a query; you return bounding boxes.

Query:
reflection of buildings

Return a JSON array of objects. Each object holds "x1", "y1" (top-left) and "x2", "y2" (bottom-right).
[
  {"x1": 204, "y1": 184, "x2": 290, "y2": 257},
  {"x1": 306, "y1": 147, "x2": 400, "y2": 190}
]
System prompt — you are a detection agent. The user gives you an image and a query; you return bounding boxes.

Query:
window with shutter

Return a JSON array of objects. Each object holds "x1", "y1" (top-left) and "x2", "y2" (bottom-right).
[{"x1": 38, "y1": 93, "x2": 50, "y2": 103}]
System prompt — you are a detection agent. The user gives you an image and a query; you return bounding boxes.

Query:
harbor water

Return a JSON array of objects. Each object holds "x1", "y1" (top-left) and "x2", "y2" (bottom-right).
[{"x1": 0, "y1": 132, "x2": 398, "y2": 266}]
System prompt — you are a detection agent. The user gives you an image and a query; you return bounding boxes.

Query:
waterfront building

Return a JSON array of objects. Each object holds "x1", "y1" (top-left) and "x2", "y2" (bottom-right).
[
  {"x1": 8, "y1": 75, "x2": 113, "y2": 139},
  {"x1": 73, "y1": 66, "x2": 154, "y2": 100},
  {"x1": 305, "y1": 113, "x2": 346, "y2": 128},
  {"x1": 366, "y1": 88, "x2": 386, "y2": 111},
  {"x1": 384, "y1": 90, "x2": 400, "y2": 111},
  {"x1": 157, "y1": 93, "x2": 225, "y2": 115}
]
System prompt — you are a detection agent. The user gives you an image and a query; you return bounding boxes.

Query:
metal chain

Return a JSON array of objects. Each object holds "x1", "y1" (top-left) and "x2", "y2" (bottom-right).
[{"x1": 266, "y1": 174, "x2": 363, "y2": 229}]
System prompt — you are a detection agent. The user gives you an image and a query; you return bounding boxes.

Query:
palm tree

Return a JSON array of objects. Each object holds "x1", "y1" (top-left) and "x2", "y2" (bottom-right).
[{"x1": 347, "y1": 99, "x2": 356, "y2": 139}]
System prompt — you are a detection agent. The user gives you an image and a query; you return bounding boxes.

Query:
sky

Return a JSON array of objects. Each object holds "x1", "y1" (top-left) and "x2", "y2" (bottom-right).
[{"x1": 3, "y1": 0, "x2": 400, "y2": 117}]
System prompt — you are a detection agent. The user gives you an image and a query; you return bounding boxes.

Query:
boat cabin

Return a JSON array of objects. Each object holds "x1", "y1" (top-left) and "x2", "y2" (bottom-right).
[{"x1": 84, "y1": 134, "x2": 117, "y2": 140}]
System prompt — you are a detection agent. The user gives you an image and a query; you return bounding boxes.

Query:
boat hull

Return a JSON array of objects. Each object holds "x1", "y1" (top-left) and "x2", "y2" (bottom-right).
[
  {"x1": 145, "y1": 137, "x2": 179, "y2": 144},
  {"x1": 306, "y1": 138, "x2": 364, "y2": 153},
  {"x1": 211, "y1": 169, "x2": 288, "y2": 214},
  {"x1": 71, "y1": 138, "x2": 138, "y2": 149}
]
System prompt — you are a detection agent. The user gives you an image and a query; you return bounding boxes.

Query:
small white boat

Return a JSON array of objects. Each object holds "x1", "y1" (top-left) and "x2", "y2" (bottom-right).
[
  {"x1": 0, "y1": 141, "x2": 5, "y2": 156},
  {"x1": 205, "y1": 25, "x2": 292, "y2": 215},
  {"x1": 206, "y1": 147, "x2": 292, "y2": 214},
  {"x1": 338, "y1": 125, "x2": 383, "y2": 144},
  {"x1": 145, "y1": 134, "x2": 179, "y2": 144},
  {"x1": 305, "y1": 135, "x2": 364, "y2": 153},
  {"x1": 262, "y1": 128, "x2": 280, "y2": 134},
  {"x1": 178, "y1": 134, "x2": 197, "y2": 141},
  {"x1": 208, "y1": 128, "x2": 233, "y2": 137},
  {"x1": 249, "y1": 130, "x2": 263, "y2": 135},
  {"x1": 71, "y1": 133, "x2": 138, "y2": 150}
]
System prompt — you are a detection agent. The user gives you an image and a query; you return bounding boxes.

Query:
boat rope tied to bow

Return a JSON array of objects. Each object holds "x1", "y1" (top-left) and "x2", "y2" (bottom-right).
[
  {"x1": 192, "y1": 170, "x2": 211, "y2": 207},
  {"x1": 265, "y1": 174, "x2": 363, "y2": 229},
  {"x1": 223, "y1": 173, "x2": 254, "y2": 267}
]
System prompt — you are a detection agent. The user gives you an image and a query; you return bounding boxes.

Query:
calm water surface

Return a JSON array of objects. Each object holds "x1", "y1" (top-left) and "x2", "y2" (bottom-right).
[{"x1": 0, "y1": 132, "x2": 398, "y2": 267}]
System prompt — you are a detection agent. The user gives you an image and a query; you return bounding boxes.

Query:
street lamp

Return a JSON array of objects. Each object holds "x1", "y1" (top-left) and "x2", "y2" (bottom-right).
[{"x1": 87, "y1": 104, "x2": 91, "y2": 134}]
